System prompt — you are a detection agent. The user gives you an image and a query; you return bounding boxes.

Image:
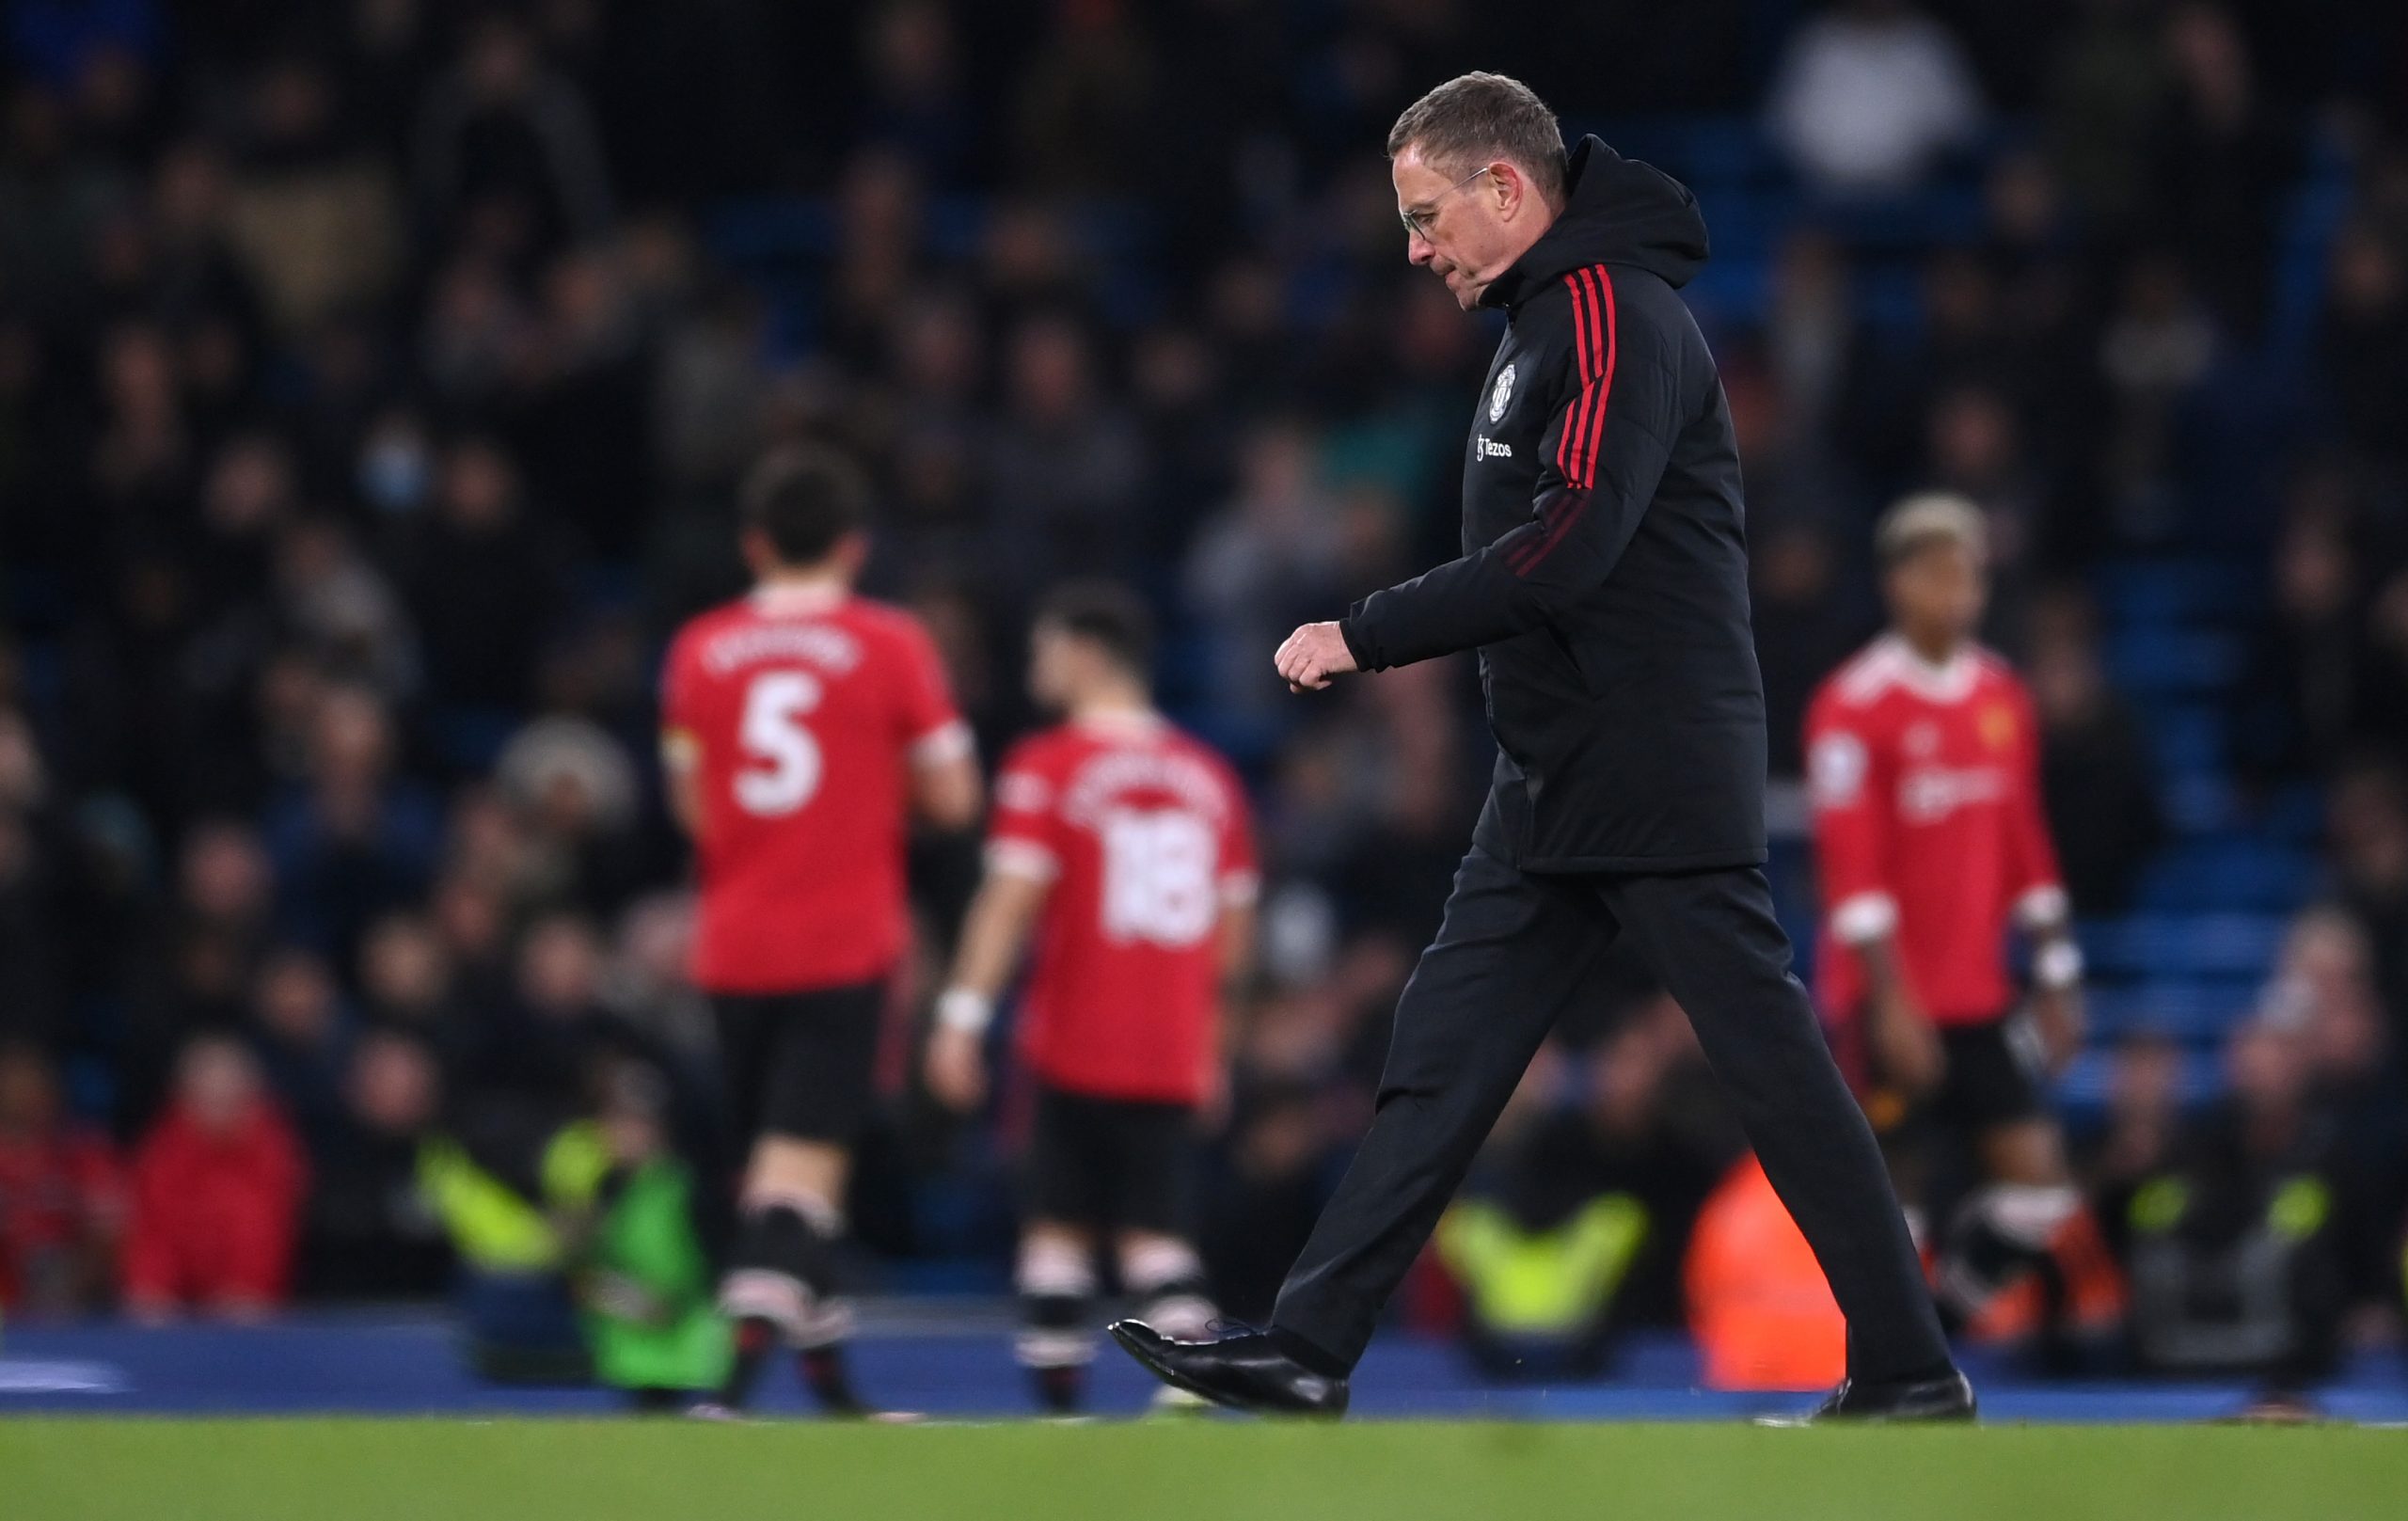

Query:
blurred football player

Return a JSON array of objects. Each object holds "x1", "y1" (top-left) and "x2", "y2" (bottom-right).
[
  {"x1": 1805, "y1": 493, "x2": 2117, "y2": 1343},
  {"x1": 661, "y1": 447, "x2": 979, "y2": 1416},
  {"x1": 927, "y1": 581, "x2": 1256, "y2": 1414}
]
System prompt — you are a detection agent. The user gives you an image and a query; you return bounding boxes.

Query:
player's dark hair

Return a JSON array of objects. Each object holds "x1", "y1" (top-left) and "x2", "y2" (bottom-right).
[
  {"x1": 740, "y1": 446, "x2": 869, "y2": 566},
  {"x1": 1387, "y1": 72, "x2": 1567, "y2": 205},
  {"x1": 1037, "y1": 579, "x2": 1155, "y2": 678}
]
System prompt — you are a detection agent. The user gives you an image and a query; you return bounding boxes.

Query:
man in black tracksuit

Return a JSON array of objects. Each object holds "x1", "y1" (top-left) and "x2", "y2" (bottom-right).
[{"x1": 1113, "y1": 72, "x2": 1969, "y2": 1421}]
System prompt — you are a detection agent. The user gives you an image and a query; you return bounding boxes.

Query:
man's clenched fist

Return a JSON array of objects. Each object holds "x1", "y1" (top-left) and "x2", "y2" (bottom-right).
[{"x1": 1275, "y1": 622, "x2": 1358, "y2": 692}]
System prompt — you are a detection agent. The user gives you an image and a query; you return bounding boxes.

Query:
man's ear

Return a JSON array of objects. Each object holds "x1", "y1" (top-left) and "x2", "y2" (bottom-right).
[{"x1": 1497, "y1": 160, "x2": 1548, "y2": 224}]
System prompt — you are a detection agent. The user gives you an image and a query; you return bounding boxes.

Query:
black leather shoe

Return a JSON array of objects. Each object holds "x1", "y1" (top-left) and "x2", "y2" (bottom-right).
[
  {"x1": 1107, "y1": 1320, "x2": 1350, "y2": 1418},
  {"x1": 1757, "y1": 1370, "x2": 1978, "y2": 1426}
]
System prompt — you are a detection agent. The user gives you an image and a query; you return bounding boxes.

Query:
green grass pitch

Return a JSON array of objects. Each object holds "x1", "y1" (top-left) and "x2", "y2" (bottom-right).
[{"x1": 5, "y1": 1418, "x2": 2402, "y2": 1521}]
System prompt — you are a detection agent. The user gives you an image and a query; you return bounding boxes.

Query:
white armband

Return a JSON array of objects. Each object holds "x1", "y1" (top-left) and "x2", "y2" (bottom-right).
[
  {"x1": 1830, "y1": 891, "x2": 1899, "y2": 945},
  {"x1": 935, "y1": 988, "x2": 995, "y2": 1034},
  {"x1": 2033, "y1": 940, "x2": 2084, "y2": 990}
]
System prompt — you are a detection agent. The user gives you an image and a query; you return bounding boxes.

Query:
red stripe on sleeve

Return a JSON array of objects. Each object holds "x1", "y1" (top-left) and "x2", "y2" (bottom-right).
[
  {"x1": 1508, "y1": 267, "x2": 1614, "y2": 576},
  {"x1": 1557, "y1": 271, "x2": 1595, "y2": 480},
  {"x1": 1570, "y1": 265, "x2": 1617, "y2": 490}
]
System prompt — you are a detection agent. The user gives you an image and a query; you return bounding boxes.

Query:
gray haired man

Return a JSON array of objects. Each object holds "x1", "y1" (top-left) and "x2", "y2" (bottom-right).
[{"x1": 1112, "y1": 72, "x2": 1971, "y2": 1424}]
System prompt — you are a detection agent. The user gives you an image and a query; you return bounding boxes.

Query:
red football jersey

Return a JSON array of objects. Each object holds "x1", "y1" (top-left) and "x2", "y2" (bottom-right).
[
  {"x1": 988, "y1": 713, "x2": 1257, "y2": 1104},
  {"x1": 662, "y1": 584, "x2": 969, "y2": 993},
  {"x1": 1804, "y1": 635, "x2": 2066, "y2": 1026}
]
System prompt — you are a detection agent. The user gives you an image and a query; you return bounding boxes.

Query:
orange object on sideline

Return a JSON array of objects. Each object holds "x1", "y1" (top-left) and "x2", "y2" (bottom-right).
[{"x1": 1685, "y1": 1154, "x2": 1847, "y2": 1391}]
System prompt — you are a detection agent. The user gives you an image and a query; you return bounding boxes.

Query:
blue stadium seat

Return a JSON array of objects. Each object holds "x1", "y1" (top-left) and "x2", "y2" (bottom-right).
[
  {"x1": 2106, "y1": 627, "x2": 2245, "y2": 695},
  {"x1": 704, "y1": 198, "x2": 838, "y2": 264},
  {"x1": 2083, "y1": 979, "x2": 2259, "y2": 1042},
  {"x1": 2078, "y1": 912, "x2": 2289, "y2": 978},
  {"x1": 2133, "y1": 838, "x2": 2321, "y2": 911},
  {"x1": 2158, "y1": 771, "x2": 2241, "y2": 835},
  {"x1": 2140, "y1": 705, "x2": 2230, "y2": 777},
  {"x1": 2260, "y1": 783, "x2": 2327, "y2": 844},
  {"x1": 2091, "y1": 560, "x2": 2262, "y2": 626},
  {"x1": 429, "y1": 706, "x2": 522, "y2": 776},
  {"x1": 1680, "y1": 259, "x2": 1771, "y2": 330}
]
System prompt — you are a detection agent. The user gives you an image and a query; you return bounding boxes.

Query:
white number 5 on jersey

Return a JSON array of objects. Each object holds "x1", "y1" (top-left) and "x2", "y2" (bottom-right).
[{"x1": 737, "y1": 670, "x2": 824, "y2": 816}]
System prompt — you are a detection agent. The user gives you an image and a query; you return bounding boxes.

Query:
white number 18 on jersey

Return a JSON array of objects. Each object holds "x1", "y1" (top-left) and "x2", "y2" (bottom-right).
[{"x1": 1100, "y1": 808, "x2": 1217, "y2": 946}]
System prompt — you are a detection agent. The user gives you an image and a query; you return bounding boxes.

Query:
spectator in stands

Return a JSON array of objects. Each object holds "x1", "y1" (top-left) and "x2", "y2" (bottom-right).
[
  {"x1": 173, "y1": 820, "x2": 274, "y2": 969},
  {"x1": 120, "y1": 818, "x2": 274, "y2": 1120},
  {"x1": 0, "y1": 84, "x2": 119, "y2": 312},
  {"x1": 2353, "y1": 563, "x2": 2408, "y2": 763},
  {"x1": 1766, "y1": 0, "x2": 1985, "y2": 195},
  {"x1": 2315, "y1": 225, "x2": 2408, "y2": 469},
  {"x1": 1762, "y1": 229, "x2": 1858, "y2": 457},
  {"x1": 123, "y1": 1034, "x2": 308, "y2": 1321},
  {"x1": 401, "y1": 439, "x2": 568, "y2": 720},
  {"x1": 1981, "y1": 151, "x2": 2078, "y2": 340},
  {"x1": 223, "y1": 53, "x2": 400, "y2": 338},
  {"x1": 983, "y1": 313, "x2": 1147, "y2": 601},
  {"x1": 1751, "y1": 519, "x2": 1862, "y2": 782},
  {"x1": 2027, "y1": 588, "x2": 2163, "y2": 915},
  {"x1": 2264, "y1": 911, "x2": 2408, "y2": 1339},
  {"x1": 520, "y1": 248, "x2": 654, "y2": 555},
  {"x1": 430, "y1": 868, "x2": 515, "y2": 1007},
  {"x1": 301, "y1": 1029, "x2": 448, "y2": 1299},
  {"x1": 493, "y1": 713, "x2": 644, "y2": 918},
  {"x1": 412, "y1": 14, "x2": 612, "y2": 261},
  {"x1": 1183, "y1": 420, "x2": 1346, "y2": 726},
  {"x1": 271, "y1": 517, "x2": 419, "y2": 702},
  {"x1": 491, "y1": 913, "x2": 703, "y2": 1141},
  {"x1": 0, "y1": 1040, "x2": 125, "y2": 1314},
  {"x1": 186, "y1": 435, "x2": 293, "y2": 624},
  {"x1": 1921, "y1": 384, "x2": 2046, "y2": 630},
  {"x1": 248, "y1": 945, "x2": 354, "y2": 1153},
  {"x1": 2093, "y1": 253, "x2": 2220, "y2": 544},
  {"x1": 824, "y1": 150, "x2": 928, "y2": 370},
  {"x1": 2236, "y1": 479, "x2": 2368, "y2": 789},
  {"x1": 1010, "y1": 0, "x2": 1157, "y2": 194},
  {"x1": 857, "y1": 0, "x2": 977, "y2": 185},
  {"x1": 2148, "y1": 5, "x2": 2293, "y2": 338},
  {"x1": 1846, "y1": 250, "x2": 2036, "y2": 499},
  {"x1": 2322, "y1": 763, "x2": 2408, "y2": 1049},
  {"x1": 0, "y1": 738, "x2": 66, "y2": 1046},
  {"x1": 261, "y1": 683, "x2": 442, "y2": 964},
  {"x1": 419, "y1": 256, "x2": 532, "y2": 412},
  {"x1": 2041, "y1": 0, "x2": 2178, "y2": 242},
  {"x1": 358, "y1": 911, "x2": 463, "y2": 1037},
  {"x1": 2122, "y1": 1008, "x2": 2350, "y2": 1415},
  {"x1": 87, "y1": 321, "x2": 196, "y2": 550},
  {"x1": 2086, "y1": 1030, "x2": 2185, "y2": 1256},
  {"x1": 606, "y1": 893, "x2": 713, "y2": 1062}
]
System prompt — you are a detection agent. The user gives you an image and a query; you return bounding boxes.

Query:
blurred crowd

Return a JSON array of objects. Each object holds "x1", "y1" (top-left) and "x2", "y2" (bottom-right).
[{"x1": 4, "y1": 0, "x2": 2408, "y2": 1383}]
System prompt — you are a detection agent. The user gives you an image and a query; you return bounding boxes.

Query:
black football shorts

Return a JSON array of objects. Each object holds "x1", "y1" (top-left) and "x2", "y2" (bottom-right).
[
  {"x1": 711, "y1": 981, "x2": 885, "y2": 1148},
  {"x1": 1023, "y1": 1083, "x2": 1197, "y2": 1236}
]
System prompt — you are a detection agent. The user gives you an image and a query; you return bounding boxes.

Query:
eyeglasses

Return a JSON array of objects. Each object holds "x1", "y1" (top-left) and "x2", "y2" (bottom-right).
[{"x1": 1399, "y1": 165, "x2": 1497, "y2": 241}]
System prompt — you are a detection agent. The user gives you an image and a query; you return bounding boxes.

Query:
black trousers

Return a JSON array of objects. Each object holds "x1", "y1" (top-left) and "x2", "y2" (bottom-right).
[{"x1": 1271, "y1": 848, "x2": 1952, "y2": 1381}]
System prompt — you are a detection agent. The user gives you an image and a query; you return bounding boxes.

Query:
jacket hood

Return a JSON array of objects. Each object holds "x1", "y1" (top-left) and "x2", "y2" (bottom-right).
[{"x1": 1481, "y1": 135, "x2": 1710, "y2": 309}]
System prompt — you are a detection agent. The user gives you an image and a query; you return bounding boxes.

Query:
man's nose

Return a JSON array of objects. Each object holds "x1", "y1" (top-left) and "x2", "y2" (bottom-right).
[{"x1": 1406, "y1": 230, "x2": 1434, "y2": 266}]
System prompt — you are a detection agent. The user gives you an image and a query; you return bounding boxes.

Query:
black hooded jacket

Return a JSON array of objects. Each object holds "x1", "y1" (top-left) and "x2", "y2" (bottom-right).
[{"x1": 1339, "y1": 136, "x2": 1766, "y2": 873}]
